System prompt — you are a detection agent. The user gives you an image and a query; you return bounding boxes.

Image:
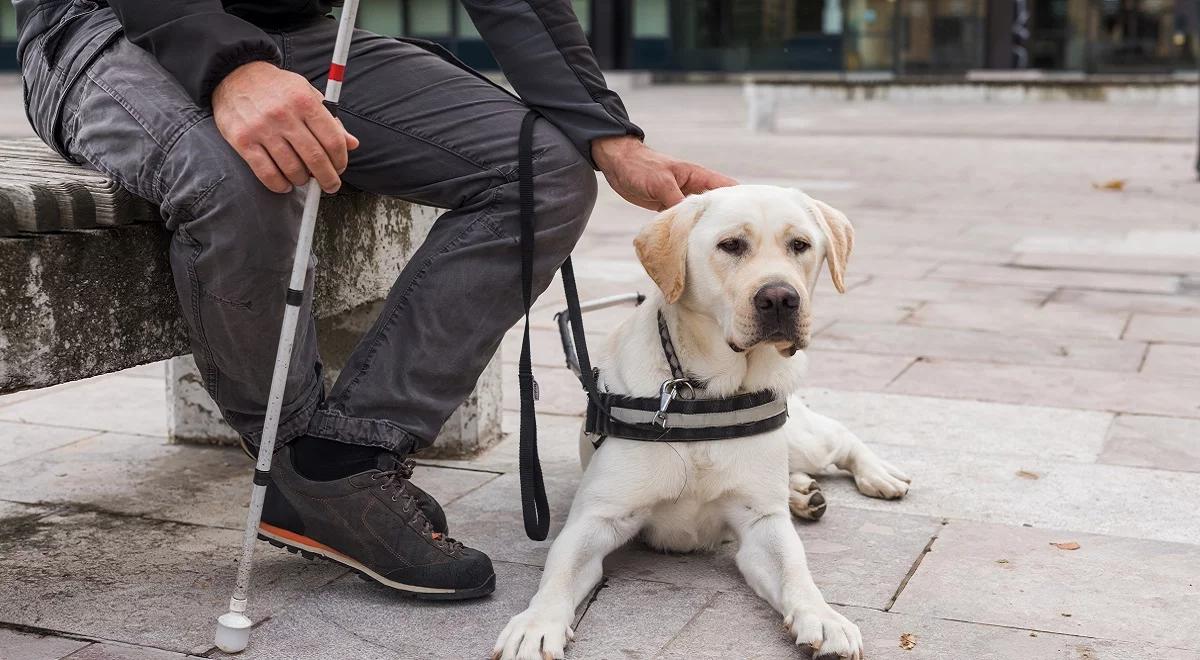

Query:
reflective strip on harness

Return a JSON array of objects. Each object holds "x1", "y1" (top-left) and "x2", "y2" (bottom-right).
[
  {"x1": 586, "y1": 388, "x2": 789, "y2": 442},
  {"x1": 609, "y1": 396, "x2": 787, "y2": 429}
]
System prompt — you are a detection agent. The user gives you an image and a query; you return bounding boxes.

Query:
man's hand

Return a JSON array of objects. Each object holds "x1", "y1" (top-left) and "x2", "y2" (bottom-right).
[
  {"x1": 212, "y1": 61, "x2": 359, "y2": 194},
  {"x1": 592, "y1": 135, "x2": 735, "y2": 212}
]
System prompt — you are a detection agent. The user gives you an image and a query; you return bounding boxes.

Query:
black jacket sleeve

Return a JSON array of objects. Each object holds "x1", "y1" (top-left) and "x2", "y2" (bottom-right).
[
  {"x1": 106, "y1": 0, "x2": 282, "y2": 106},
  {"x1": 459, "y1": 0, "x2": 644, "y2": 167}
]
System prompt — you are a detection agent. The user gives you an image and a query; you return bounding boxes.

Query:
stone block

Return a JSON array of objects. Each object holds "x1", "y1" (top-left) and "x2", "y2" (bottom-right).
[
  {"x1": 926, "y1": 263, "x2": 1180, "y2": 294},
  {"x1": 1141, "y1": 343, "x2": 1200, "y2": 378},
  {"x1": 802, "y1": 350, "x2": 916, "y2": 392},
  {"x1": 797, "y1": 388, "x2": 1112, "y2": 461},
  {"x1": 905, "y1": 300, "x2": 1131, "y2": 339},
  {"x1": 889, "y1": 358, "x2": 1200, "y2": 419},
  {"x1": 1124, "y1": 313, "x2": 1200, "y2": 344},
  {"x1": 0, "y1": 430, "x2": 498, "y2": 530},
  {"x1": 208, "y1": 562, "x2": 546, "y2": 660},
  {"x1": 891, "y1": 521, "x2": 1200, "y2": 650},
  {"x1": 0, "y1": 504, "x2": 343, "y2": 654},
  {"x1": 814, "y1": 443, "x2": 1200, "y2": 545},
  {"x1": 0, "y1": 628, "x2": 90, "y2": 660},
  {"x1": 1099, "y1": 414, "x2": 1200, "y2": 473},
  {"x1": 0, "y1": 373, "x2": 167, "y2": 437},
  {"x1": 816, "y1": 321, "x2": 1146, "y2": 371},
  {"x1": 0, "y1": 420, "x2": 96, "y2": 467}
]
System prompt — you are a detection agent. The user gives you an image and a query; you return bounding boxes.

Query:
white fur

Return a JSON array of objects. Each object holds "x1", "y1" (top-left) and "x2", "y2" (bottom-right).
[{"x1": 493, "y1": 186, "x2": 910, "y2": 660}]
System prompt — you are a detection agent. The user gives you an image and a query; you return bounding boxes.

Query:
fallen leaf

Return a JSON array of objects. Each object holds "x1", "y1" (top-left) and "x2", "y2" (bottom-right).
[
  {"x1": 1029, "y1": 632, "x2": 1038, "y2": 637},
  {"x1": 899, "y1": 633, "x2": 917, "y2": 650},
  {"x1": 1061, "y1": 612, "x2": 1073, "y2": 617},
  {"x1": 1092, "y1": 179, "x2": 1126, "y2": 191},
  {"x1": 1051, "y1": 541, "x2": 1081, "y2": 551},
  {"x1": 995, "y1": 559, "x2": 1010, "y2": 564},
  {"x1": 1016, "y1": 470, "x2": 1040, "y2": 480}
]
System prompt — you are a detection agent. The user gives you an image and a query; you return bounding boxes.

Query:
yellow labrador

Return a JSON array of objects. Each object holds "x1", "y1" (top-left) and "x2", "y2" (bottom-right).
[{"x1": 493, "y1": 185, "x2": 910, "y2": 660}]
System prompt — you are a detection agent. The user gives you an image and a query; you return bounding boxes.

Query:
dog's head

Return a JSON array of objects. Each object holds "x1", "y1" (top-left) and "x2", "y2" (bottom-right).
[{"x1": 634, "y1": 185, "x2": 853, "y2": 355}]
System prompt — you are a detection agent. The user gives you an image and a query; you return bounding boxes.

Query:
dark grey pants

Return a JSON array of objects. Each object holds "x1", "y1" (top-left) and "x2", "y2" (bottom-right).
[{"x1": 23, "y1": 11, "x2": 596, "y2": 454}]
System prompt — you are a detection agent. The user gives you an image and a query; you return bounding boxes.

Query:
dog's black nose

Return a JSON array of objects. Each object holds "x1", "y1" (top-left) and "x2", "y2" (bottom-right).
[{"x1": 753, "y1": 283, "x2": 800, "y2": 312}]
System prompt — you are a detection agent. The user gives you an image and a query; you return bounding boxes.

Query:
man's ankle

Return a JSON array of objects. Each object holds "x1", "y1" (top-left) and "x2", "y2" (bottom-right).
[{"x1": 290, "y1": 434, "x2": 385, "y2": 481}]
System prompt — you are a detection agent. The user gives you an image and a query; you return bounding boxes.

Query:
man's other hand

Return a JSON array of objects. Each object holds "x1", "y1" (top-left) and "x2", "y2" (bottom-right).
[
  {"x1": 592, "y1": 135, "x2": 736, "y2": 212},
  {"x1": 212, "y1": 61, "x2": 359, "y2": 194}
]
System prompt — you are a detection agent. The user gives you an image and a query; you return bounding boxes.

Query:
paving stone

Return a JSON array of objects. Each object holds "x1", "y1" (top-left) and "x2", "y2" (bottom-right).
[
  {"x1": 0, "y1": 421, "x2": 97, "y2": 467},
  {"x1": 814, "y1": 443, "x2": 1200, "y2": 544},
  {"x1": 797, "y1": 388, "x2": 1112, "y2": 461},
  {"x1": 891, "y1": 522, "x2": 1200, "y2": 650},
  {"x1": 0, "y1": 628, "x2": 90, "y2": 660},
  {"x1": 66, "y1": 642, "x2": 198, "y2": 659},
  {"x1": 568, "y1": 577, "x2": 715, "y2": 659},
  {"x1": 816, "y1": 321, "x2": 1146, "y2": 371},
  {"x1": 802, "y1": 350, "x2": 915, "y2": 392},
  {"x1": 0, "y1": 375, "x2": 166, "y2": 437},
  {"x1": 443, "y1": 472, "x2": 583, "y2": 568},
  {"x1": 1014, "y1": 251, "x2": 1200, "y2": 275},
  {"x1": 816, "y1": 294, "x2": 924, "y2": 325},
  {"x1": 657, "y1": 594, "x2": 1197, "y2": 660},
  {"x1": 0, "y1": 379, "x2": 87, "y2": 409},
  {"x1": 0, "y1": 506, "x2": 342, "y2": 654},
  {"x1": 926, "y1": 263, "x2": 1181, "y2": 294},
  {"x1": 849, "y1": 277, "x2": 1054, "y2": 305},
  {"x1": 1050, "y1": 288, "x2": 1200, "y2": 316},
  {"x1": 905, "y1": 301, "x2": 1130, "y2": 339},
  {"x1": 209, "y1": 561, "x2": 546, "y2": 660},
  {"x1": 604, "y1": 509, "x2": 941, "y2": 610},
  {"x1": 1124, "y1": 313, "x2": 1200, "y2": 344},
  {"x1": 1099, "y1": 414, "x2": 1200, "y2": 473},
  {"x1": 1140, "y1": 343, "x2": 1200, "y2": 378},
  {"x1": 0, "y1": 432, "x2": 496, "y2": 530},
  {"x1": 113, "y1": 361, "x2": 167, "y2": 380},
  {"x1": 890, "y1": 358, "x2": 1200, "y2": 419}
]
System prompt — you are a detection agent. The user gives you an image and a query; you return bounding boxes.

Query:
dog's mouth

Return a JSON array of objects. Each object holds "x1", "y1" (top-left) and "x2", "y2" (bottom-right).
[{"x1": 728, "y1": 328, "x2": 809, "y2": 355}]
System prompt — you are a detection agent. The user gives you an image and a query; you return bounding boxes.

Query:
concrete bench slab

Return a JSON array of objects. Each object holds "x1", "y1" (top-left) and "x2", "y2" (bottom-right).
[{"x1": 0, "y1": 139, "x2": 500, "y2": 456}]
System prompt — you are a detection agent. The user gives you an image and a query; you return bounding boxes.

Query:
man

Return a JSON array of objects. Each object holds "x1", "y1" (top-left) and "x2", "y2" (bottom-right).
[{"x1": 17, "y1": 0, "x2": 733, "y2": 598}]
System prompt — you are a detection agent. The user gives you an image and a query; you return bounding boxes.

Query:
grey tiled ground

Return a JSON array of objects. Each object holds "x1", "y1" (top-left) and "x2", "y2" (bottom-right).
[{"x1": 3, "y1": 83, "x2": 1200, "y2": 659}]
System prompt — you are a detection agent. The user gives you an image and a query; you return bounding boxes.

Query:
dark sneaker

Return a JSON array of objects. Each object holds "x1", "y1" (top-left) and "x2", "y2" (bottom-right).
[
  {"x1": 259, "y1": 445, "x2": 495, "y2": 599},
  {"x1": 242, "y1": 436, "x2": 449, "y2": 535}
]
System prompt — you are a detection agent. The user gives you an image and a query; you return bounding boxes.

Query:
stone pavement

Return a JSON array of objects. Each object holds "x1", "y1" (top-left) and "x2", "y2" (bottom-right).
[{"x1": 2, "y1": 82, "x2": 1200, "y2": 659}]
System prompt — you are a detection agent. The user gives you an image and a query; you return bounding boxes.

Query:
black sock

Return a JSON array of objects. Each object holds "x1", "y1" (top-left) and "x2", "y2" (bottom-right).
[{"x1": 291, "y1": 435, "x2": 385, "y2": 481}]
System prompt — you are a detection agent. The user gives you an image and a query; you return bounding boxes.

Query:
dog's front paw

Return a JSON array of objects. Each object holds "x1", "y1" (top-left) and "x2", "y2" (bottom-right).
[
  {"x1": 788, "y1": 472, "x2": 827, "y2": 521},
  {"x1": 784, "y1": 604, "x2": 863, "y2": 659},
  {"x1": 852, "y1": 457, "x2": 911, "y2": 500},
  {"x1": 492, "y1": 609, "x2": 575, "y2": 660}
]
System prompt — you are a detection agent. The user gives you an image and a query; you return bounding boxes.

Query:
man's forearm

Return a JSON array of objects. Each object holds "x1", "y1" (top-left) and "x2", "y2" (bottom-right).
[
  {"x1": 107, "y1": 0, "x2": 281, "y2": 106},
  {"x1": 459, "y1": 0, "x2": 643, "y2": 167}
]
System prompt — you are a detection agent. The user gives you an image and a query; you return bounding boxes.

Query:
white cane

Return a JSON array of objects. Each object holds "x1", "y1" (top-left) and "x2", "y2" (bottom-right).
[{"x1": 214, "y1": 0, "x2": 361, "y2": 652}]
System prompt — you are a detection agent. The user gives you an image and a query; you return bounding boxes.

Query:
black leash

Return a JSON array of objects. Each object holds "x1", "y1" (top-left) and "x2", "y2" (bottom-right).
[{"x1": 517, "y1": 111, "x2": 549, "y2": 541}]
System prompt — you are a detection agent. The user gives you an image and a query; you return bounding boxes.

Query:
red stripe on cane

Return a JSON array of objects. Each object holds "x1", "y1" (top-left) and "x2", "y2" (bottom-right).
[{"x1": 328, "y1": 63, "x2": 346, "y2": 82}]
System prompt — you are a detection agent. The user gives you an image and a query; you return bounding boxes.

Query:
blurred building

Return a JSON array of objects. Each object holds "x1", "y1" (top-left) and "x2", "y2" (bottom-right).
[{"x1": 1, "y1": 1, "x2": 1197, "y2": 75}]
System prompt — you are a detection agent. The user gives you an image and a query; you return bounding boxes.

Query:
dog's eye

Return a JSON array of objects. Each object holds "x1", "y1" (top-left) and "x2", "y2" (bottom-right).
[
  {"x1": 717, "y1": 238, "x2": 747, "y2": 256},
  {"x1": 791, "y1": 239, "x2": 811, "y2": 254}
]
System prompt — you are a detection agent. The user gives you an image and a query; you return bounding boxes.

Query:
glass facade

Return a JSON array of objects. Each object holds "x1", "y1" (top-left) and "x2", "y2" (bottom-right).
[{"x1": 0, "y1": 0, "x2": 1194, "y2": 74}]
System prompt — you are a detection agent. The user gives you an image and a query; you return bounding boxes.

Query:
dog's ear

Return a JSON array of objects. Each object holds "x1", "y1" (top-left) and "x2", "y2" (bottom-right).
[
  {"x1": 808, "y1": 197, "x2": 854, "y2": 294},
  {"x1": 634, "y1": 196, "x2": 707, "y2": 304}
]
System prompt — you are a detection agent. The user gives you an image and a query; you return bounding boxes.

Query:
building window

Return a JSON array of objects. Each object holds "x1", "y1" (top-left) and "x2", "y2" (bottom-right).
[{"x1": 408, "y1": 0, "x2": 452, "y2": 37}]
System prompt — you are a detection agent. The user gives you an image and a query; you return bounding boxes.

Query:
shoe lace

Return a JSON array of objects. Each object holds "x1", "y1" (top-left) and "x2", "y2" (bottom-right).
[{"x1": 371, "y1": 458, "x2": 463, "y2": 551}]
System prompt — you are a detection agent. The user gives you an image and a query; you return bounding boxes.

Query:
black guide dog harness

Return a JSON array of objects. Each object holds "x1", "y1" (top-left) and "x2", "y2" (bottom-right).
[{"x1": 515, "y1": 113, "x2": 789, "y2": 541}]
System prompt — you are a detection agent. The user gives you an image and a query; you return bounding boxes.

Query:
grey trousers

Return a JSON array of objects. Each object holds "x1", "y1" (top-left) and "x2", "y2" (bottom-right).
[{"x1": 23, "y1": 12, "x2": 597, "y2": 454}]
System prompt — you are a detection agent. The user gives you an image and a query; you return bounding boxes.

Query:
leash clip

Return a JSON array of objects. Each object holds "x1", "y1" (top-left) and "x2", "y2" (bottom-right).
[{"x1": 654, "y1": 378, "x2": 694, "y2": 428}]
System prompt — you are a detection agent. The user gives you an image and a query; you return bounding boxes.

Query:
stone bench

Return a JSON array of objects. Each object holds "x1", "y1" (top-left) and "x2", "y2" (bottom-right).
[{"x1": 0, "y1": 138, "x2": 500, "y2": 457}]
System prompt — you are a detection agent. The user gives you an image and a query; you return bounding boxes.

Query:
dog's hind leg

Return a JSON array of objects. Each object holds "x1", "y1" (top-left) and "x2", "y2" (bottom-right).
[
  {"x1": 788, "y1": 472, "x2": 827, "y2": 521},
  {"x1": 786, "y1": 400, "x2": 911, "y2": 500}
]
